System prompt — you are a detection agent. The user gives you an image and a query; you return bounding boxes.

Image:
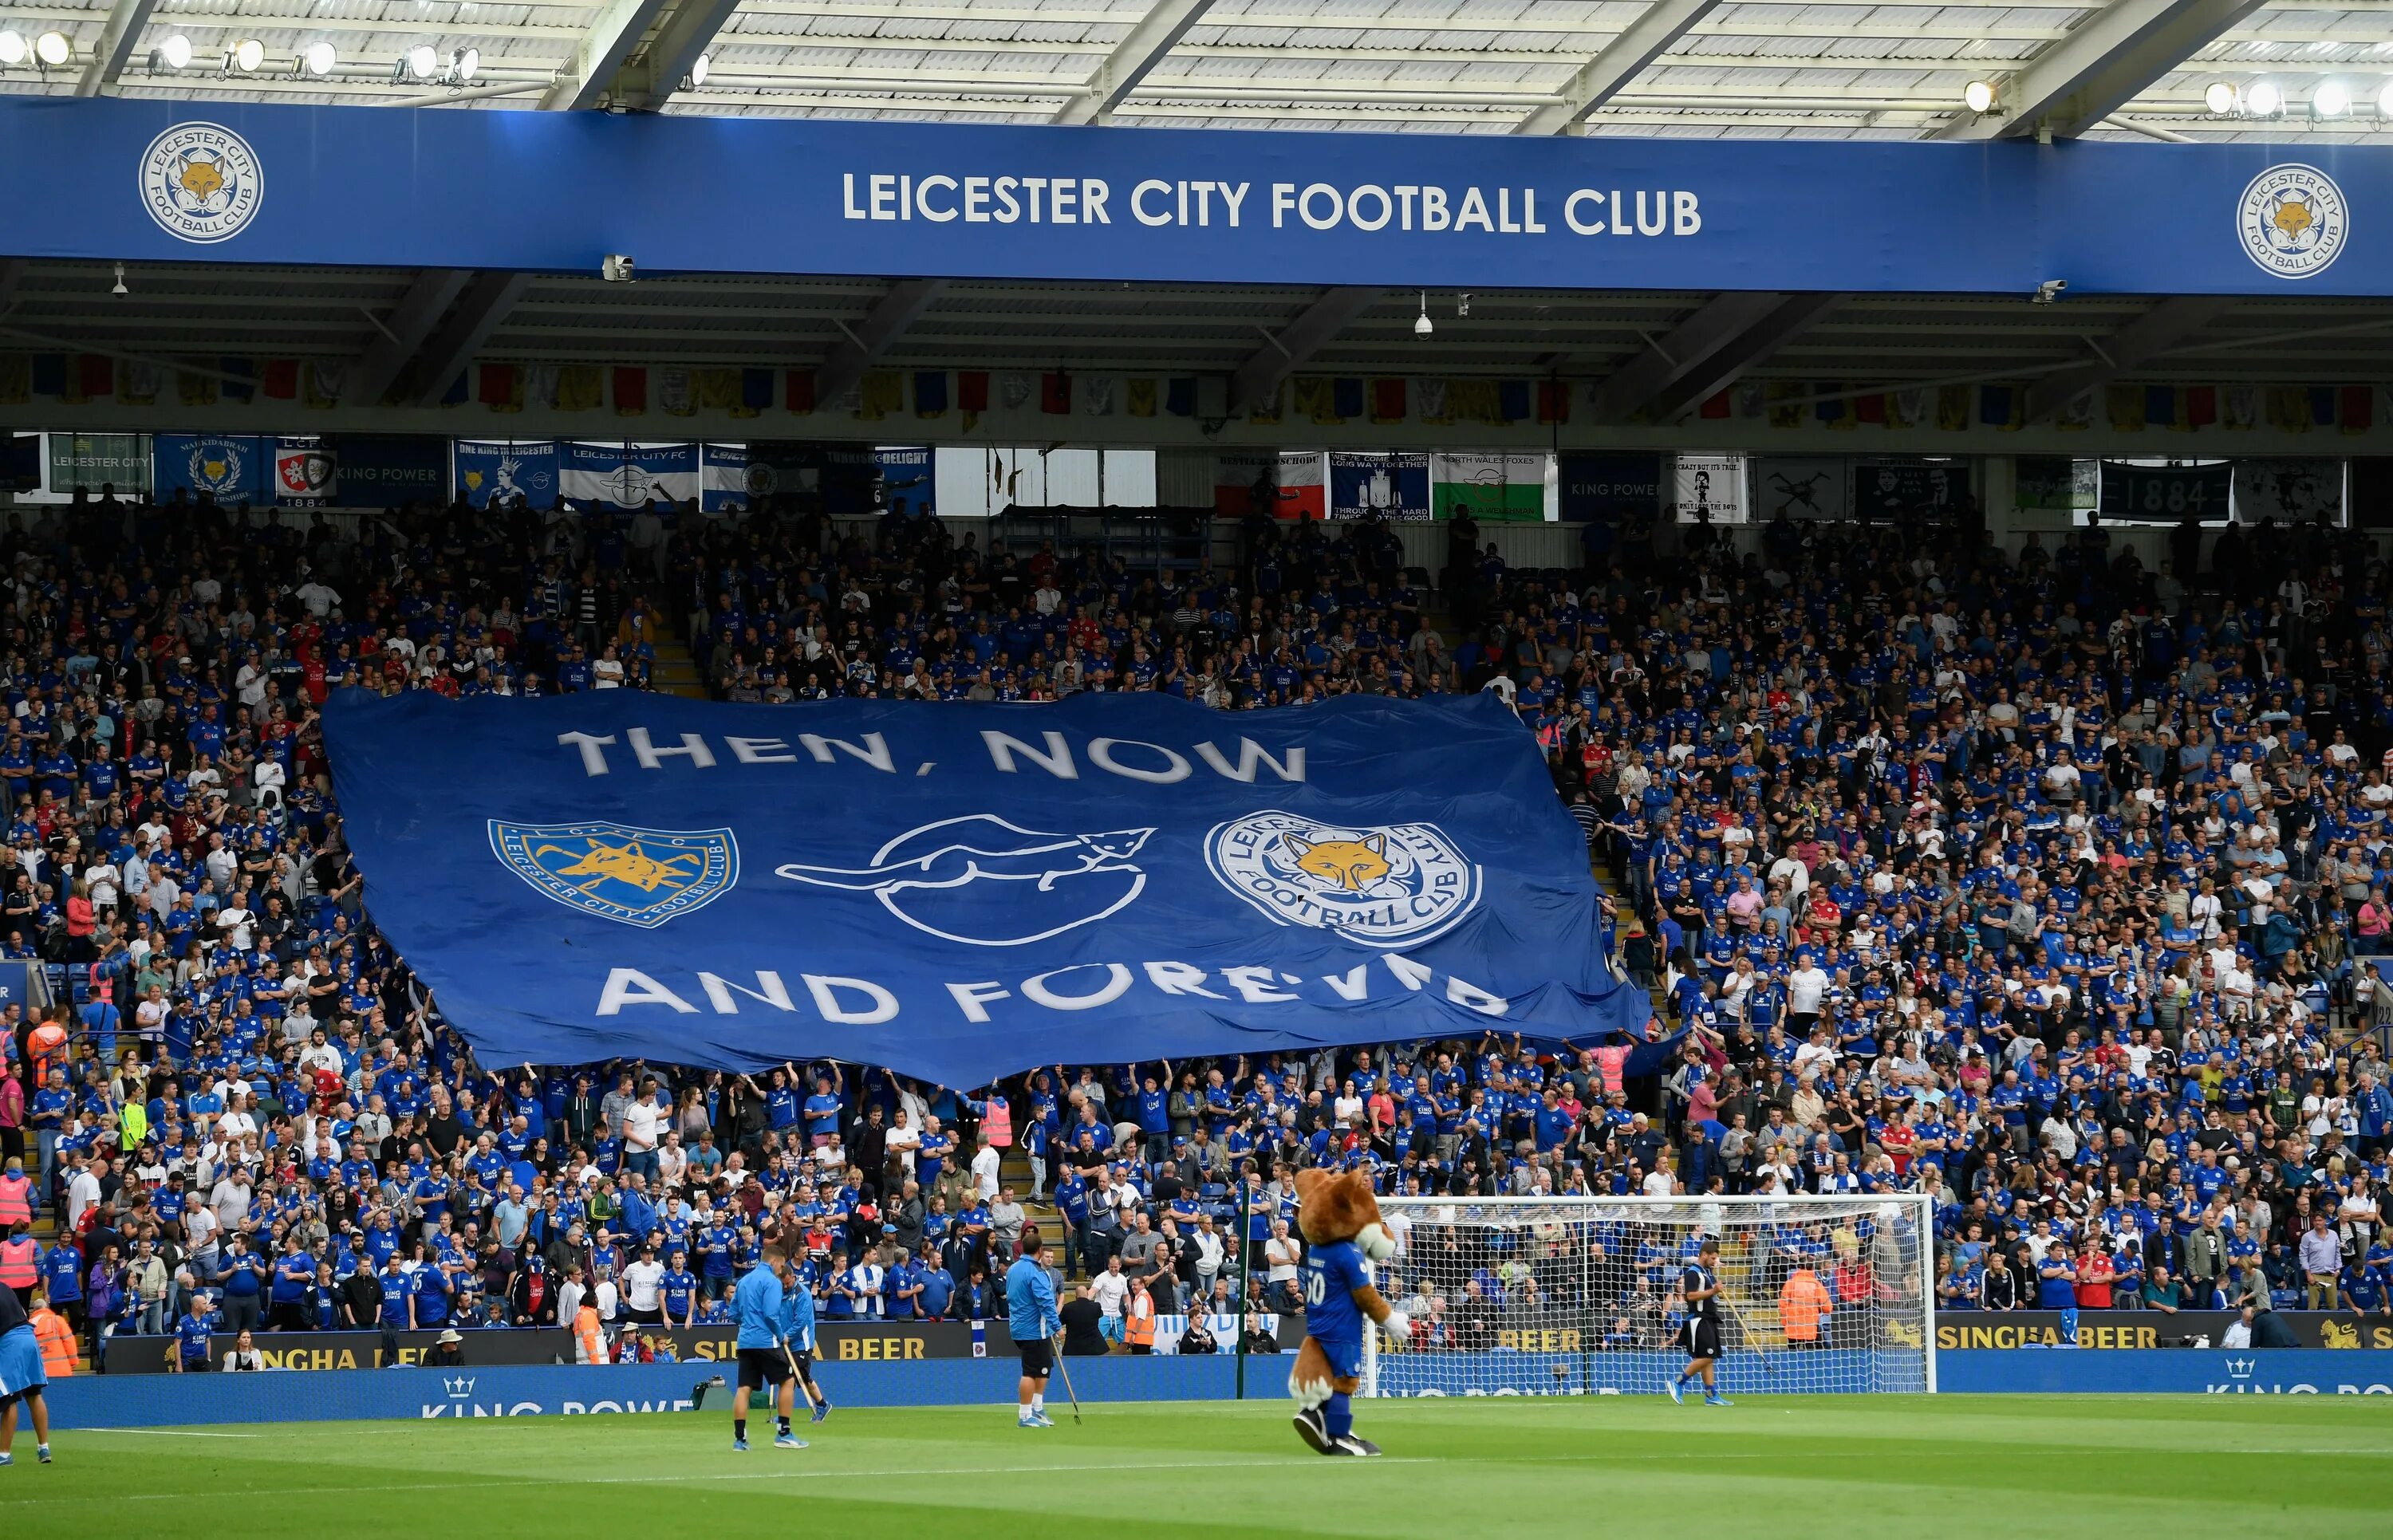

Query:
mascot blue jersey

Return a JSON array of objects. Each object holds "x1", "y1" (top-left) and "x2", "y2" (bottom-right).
[{"x1": 1302, "y1": 1238, "x2": 1371, "y2": 1355}]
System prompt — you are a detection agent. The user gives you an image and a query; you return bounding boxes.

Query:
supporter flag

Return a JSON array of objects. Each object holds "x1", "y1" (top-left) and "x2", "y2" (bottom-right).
[
  {"x1": 783, "y1": 370, "x2": 814, "y2": 416},
  {"x1": 1370, "y1": 378, "x2": 1406, "y2": 424},
  {"x1": 1126, "y1": 378, "x2": 1157, "y2": 418},
  {"x1": 913, "y1": 371, "x2": 948, "y2": 419},
  {"x1": 1765, "y1": 382, "x2": 1803, "y2": 428},
  {"x1": 1041, "y1": 372, "x2": 1072, "y2": 415},
  {"x1": 478, "y1": 363, "x2": 522, "y2": 412},
  {"x1": 274, "y1": 435, "x2": 338, "y2": 506},
  {"x1": 1496, "y1": 380, "x2": 1532, "y2": 424},
  {"x1": 701, "y1": 443, "x2": 749, "y2": 512},
  {"x1": 454, "y1": 439, "x2": 558, "y2": 508},
  {"x1": 1293, "y1": 377, "x2": 1341, "y2": 425},
  {"x1": 742, "y1": 368, "x2": 775, "y2": 417},
  {"x1": 877, "y1": 447, "x2": 934, "y2": 516},
  {"x1": 263, "y1": 359, "x2": 302, "y2": 401},
  {"x1": 1328, "y1": 452, "x2": 1431, "y2": 521},
  {"x1": 155, "y1": 433, "x2": 270, "y2": 503},
  {"x1": 1697, "y1": 388, "x2": 1731, "y2": 421},
  {"x1": 660, "y1": 368, "x2": 696, "y2": 418},
  {"x1": 2144, "y1": 384, "x2": 2178, "y2": 431},
  {"x1": 2105, "y1": 384, "x2": 2143, "y2": 433},
  {"x1": 2342, "y1": 385, "x2": 2374, "y2": 435},
  {"x1": 614, "y1": 368, "x2": 649, "y2": 416},
  {"x1": 0, "y1": 356, "x2": 28, "y2": 407},
  {"x1": 28, "y1": 356, "x2": 66, "y2": 397},
  {"x1": 1935, "y1": 386, "x2": 1969, "y2": 432},
  {"x1": 1853, "y1": 392, "x2": 1886, "y2": 427},
  {"x1": 1333, "y1": 377, "x2": 1366, "y2": 422},
  {"x1": 1536, "y1": 380, "x2": 1569, "y2": 426},
  {"x1": 2184, "y1": 385, "x2": 2218, "y2": 431},
  {"x1": 1978, "y1": 385, "x2": 2020, "y2": 431},
  {"x1": 558, "y1": 441, "x2": 700, "y2": 508},
  {"x1": 556, "y1": 366, "x2": 604, "y2": 413},
  {"x1": 957, "y1": 371, "x2": 990, "y2": 414},
  {"x1": 321, "y1": 691, "x2": 1650, "y2": 1087},
  {"x1": 857, "y1": 371, "x2": 902, "y2": 421},
  {"x1": 1431, "y1": 453, "x2": 1545, "y2": 522},
  {"x1": 696, "y1": 368, "x2": 744, "y2": 416},
  {"x1": 116, "y1": 360, "x2": 162, "y2": 406},
  {"x1": 1816, "y1": 389, "x2": 1855, "y2": 431},
  {"x1": 1165, "y1": 377, "x2": 1196, "y2": 418}
]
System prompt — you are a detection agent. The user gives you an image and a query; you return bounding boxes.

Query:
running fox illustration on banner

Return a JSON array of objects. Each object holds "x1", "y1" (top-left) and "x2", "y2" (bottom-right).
[{"x1": 323, "y1": 691, "x2": 1644, "y2": 1085}]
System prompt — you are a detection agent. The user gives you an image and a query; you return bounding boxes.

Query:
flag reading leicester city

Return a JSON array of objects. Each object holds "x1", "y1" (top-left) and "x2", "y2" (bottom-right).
[{"x1": 323, "y1": 691, "x2": 1645, "y2": 1087}]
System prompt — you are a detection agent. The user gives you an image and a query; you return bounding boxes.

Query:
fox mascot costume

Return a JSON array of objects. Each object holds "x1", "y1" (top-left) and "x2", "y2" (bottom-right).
[{"x1": 1287, "y1": 1167, "x2": 1407, "y2": 1456}]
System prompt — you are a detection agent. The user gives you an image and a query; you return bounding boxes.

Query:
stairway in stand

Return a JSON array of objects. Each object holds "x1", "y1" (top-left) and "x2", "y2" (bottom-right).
[{"x1": 649, "y1": 621, "x2": 708, "y2": 699}]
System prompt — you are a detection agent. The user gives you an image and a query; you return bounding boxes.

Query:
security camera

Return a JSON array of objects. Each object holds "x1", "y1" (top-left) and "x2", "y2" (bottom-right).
[
  {"x1": 1414, "y1": 311, "x2": 1433, "y2": 338},
  {"x1": 2032, "y1": 278, "x2": 2067, "y2": 305},
  {"x1": 601, "y1": 254, "x2": 636, "y2": 283}
]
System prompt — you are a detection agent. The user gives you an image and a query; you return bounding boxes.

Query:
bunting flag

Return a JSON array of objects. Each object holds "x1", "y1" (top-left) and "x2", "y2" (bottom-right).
[
  {"x1": 1293, "y1": 376, "x2": 1340, "y2": 424},
  {"x1": 1370, "y1": 377, "x2": 1406, "y2": 424},
  {"x1": 1935, "y1": 385, "x2": 1971, "y2": 431},
  {"x1": 173, "y1": 364, "x2": 218, "y2": 408},
  {"x1": 2222, "y1": 385, "x2": 2258, "y2": 429},
  {"x1": 2308, "y1": 385, "x2": 2338, "y2": 429},
  {"x1": 0, "y1": 356, "x2": 27, "y2": 406},
  {"x1": 116, "y1": 358, "x2": 162, "y2": 406},
  {"x1": 1536, "y1": 379, "x2": 1569, "y2": 426},
  {"x1": 613, "y1": 366, "x2": 649, "y2": 416},
  {"x1": 77, "y1": 353, "x2": 116, "y2": 404},
  {"x1": 1736, "y1": 381, "x2": 1770, "y2": 421},
  {"x1": 1887, "y1": 387, "x2": 1928, "y2": 429},
  {"x1": 742, "y1": 368, "x2": 774, "y2": 416},
  {"x1": 1002, "y1": 373, "x2": 1033, "y2": 411},
  {"x1": 1853, "y1": 392, "x2": 1886, "y2": 427},
  {"x1": 1983, "y1": 384, "x2": 2024, "y2": 430},
  {"x1": 1448, "y1": 379, "x2": 1501, "y2": 424},
  {"x1": 28, "y1": 356, "x2": 66, "y2": 396},
  {"x1": 1126, "y1": 377, "x2": 1157, "y2": 418},
  {"x1": 1417, "y1": 377, "x2": 1450, "y2": 425},
  {"x1": 2184, "y1": 385, "x2": 2218, "y2": 430},
  {"x1": 696, "y1": 368, "x2": 744, "y2": 415},
  {"x1": 219, "y1": 358, "x2": 257, "y2": 403},
  {"x1": 1165, "y1": 376, "x2": 1196, "y2": 418},
  {"x1": 2105, "y1": 384, "x2": 2144, "y2": 432},
  {"x1": 477, "y1": 362, "x2": 522, "y2": 412},
  {"x1": 263, "y1": 359, "x2": 302, "y2": 401},
  {"x1": 438, "y1": 371, "x2": 468, "y2": 407},
  {"x1": 1816, "y1": 389, "x2": 1855, "y2": 430},
  {"x1": 1040, "y1": 371, "x2": 1072, "y2": 415},
  {"x1": 958, "y1": 371, "x2": 989, "y2": 414},
  {"x1": 660, "y1": 366, "x2": 696, "y2": 417},
  {"x1": 522, "y1": 364, "x2": 559, "y2": 412},
  {"x1": 2265, "y1": 387, "x2": 2309, "y2": 433},
  {"x1": 857, "y1": 370, "x2": 903, "y2": 420},
  {"x1": 2054, "y1": 390, "x2": 2094, "y2": 431},
  {"x1": 1246, "y1": 378, "x2": 1282, "y2": 424},
  {"x1": 1766, "y1": 381, "x2": 1804, "y2": 428},
  {"x1": 556, "y1": 365, "x2": 604, "y2": 412},
  {"x1": 1697, "y1": 388, "x2": 1732, "y2": 420},
  {"x1": 1334, "y1": 376, "x2": 1365, "y2": 422},
  {"x1": 2341, "y1": 384, "x2": 2374, "y2": 434},
  {"x1": 1496, "y1": 379, "x2": 1532, "y2": 424},
  {"x1": 305, "y1": 360, "x2": 348, "y2": 409},
  {"x1": 1082, "y1": 375, "x2": 1115, "y2": 416},
  {"x1": 2143, "y1": 384, "x2": 2177, "y2": 431},
  {"x1": 913, "y1": 370, "x2": 948, "y2": 418},
  {"x1": 783, "y1": 369, "x2": 814, "y2": 416}
]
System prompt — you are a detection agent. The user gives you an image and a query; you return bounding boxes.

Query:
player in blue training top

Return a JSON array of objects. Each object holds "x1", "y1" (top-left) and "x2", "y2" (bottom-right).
[
  {"x1": 1003, "y1": 1229, "x2": 1062, "y2": 1428},
  {"x1": 779, "y1": 1254, "x2": 832, "y2": 1425},
  {"x1": 1289, "y1": 1169, "x2": 1408, "y2": 1459},
  {"x1": 729, "y1": 1244, "x2": 806, "y2": 1451},
  {"x1": 1668, "y1": 1236, "x2": 1731, "y2": 1407}
]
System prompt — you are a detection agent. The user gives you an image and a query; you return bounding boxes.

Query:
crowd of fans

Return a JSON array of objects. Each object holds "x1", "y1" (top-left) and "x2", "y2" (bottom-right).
[{"x1": 0, "y1": 485, "x2": 2388, "y2": 1380}]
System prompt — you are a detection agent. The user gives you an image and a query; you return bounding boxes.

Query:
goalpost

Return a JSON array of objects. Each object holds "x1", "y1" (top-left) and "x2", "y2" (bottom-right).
[{"x1": 1359, "y1": 1193, "x2": 1936, "y2": 1397}]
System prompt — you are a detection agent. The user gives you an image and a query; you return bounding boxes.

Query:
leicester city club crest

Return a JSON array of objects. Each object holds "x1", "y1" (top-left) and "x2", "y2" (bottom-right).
[
  {"x1": 2236, "y1": 163, "x2": 2348, "y2": 280},
  {"x1": 139, "y1": 122, "x2": 264, "y2": 245},
  {"x1": 1206, "y1": 810, "x2": 1480, "y2": 948},
  {"x1": 490, "y1": 820, "x2": 739, "y2": 928}
]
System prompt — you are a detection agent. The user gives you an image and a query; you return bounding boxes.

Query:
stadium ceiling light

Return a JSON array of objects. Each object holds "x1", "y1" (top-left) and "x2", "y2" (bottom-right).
[
  {"x1": 2247, "y1": 78, "x2": 2283, "y2": 116},
  {"x1": 407, "y1": 44, "x2": 440, "y2": 80},
  {"x1": 160, "y1": 33, "x2": 194, "y2": 71},
  {"x1": 231, "y1": 38, "x2": 265, "y2": 73},
  {"x1": 303, "y1": 41, "x2": 337, "y2": 77},
  {"x1": 0, "y1": 31, "x2": 25, "y2": 68},
  {"x1": 690, "y1": 52, "x2": 711, "y2": 87},
  {"x1": 34, "y1": 29, "x2": 71, "y2": 66},
  {"x1": 1961, "y1": 79, "x2": 1997, "y2": 115},
  {"x1": 452, "y1": 46, "x2": 479, "y2": 81},
  {"x1": 2203, "y1": 81, "x2": 2237, "y2": 116},
  {"x1": 2313, "y1": 79, "x2": 2352, "y2": 117}
]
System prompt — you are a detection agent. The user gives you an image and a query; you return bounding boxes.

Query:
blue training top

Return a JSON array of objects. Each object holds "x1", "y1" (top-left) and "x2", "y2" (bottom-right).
[
  {"x1": 780, "y1": 1271, "x2": 818, "y2": 1353},
  {"x1": 1301, "y1": 1239, "x2": 1370, "y2": 1352},
  {"x1": 1004, "y1": 1254, "x2": 1059, "y2": 1341},
  {"x1": 733, "y1": 1261, "x2": 787, "y2": 1350}
]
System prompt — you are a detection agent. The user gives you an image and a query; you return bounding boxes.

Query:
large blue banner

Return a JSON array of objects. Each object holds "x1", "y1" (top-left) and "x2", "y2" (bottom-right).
[
  {"x1": 322, "y1": 691, "x2": 1643, "y2": 1085},
  {"x1": 6, "y1": 99, "x2": 2393, "y2": 294}
]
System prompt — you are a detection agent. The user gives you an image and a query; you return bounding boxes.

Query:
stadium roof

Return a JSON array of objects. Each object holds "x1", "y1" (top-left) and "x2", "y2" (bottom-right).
[{"x1": 2, "y1": 0, "x2": 2391, "y2": 143}]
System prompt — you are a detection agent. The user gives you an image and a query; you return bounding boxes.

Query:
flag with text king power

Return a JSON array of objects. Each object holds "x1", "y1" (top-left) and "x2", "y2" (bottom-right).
[{"x1": 323, "y1": 691, "x2": 1642, "y2": 1086}]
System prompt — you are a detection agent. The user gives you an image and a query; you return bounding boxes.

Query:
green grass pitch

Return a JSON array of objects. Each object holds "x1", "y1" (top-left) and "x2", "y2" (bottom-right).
[{"x1": 6, "y1": 1397, "x2": 2388, "y2": 1538}]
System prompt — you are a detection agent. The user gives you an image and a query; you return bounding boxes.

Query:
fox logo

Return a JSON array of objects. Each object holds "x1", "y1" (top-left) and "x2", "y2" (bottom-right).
[
  {"x1": 1281, "y1": 832, "x2": 1391, "y2": 893},
  {"x1": 776, "y1": 815, "x2": 1151, "y2": 947}
]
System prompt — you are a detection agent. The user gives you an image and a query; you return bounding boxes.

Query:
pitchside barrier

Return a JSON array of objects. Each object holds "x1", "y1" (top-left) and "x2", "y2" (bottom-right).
[{"x1": 41, "y1": 1342, "x2": 2393, "y2": 1426}]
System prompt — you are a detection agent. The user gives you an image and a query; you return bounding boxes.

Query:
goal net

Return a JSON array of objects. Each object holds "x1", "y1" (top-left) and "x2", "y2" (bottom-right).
[{"x1": 1359, "y1": 1194, "x2": 1934, "y2": 1397}]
